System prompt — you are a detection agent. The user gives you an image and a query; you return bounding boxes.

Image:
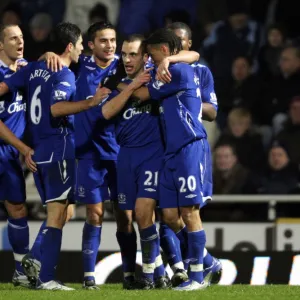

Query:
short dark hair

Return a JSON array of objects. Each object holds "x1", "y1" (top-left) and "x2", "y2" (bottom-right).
[
  {"x1": 168, "y1": 22, "x2": 192, "y2": 40},
  {"x1": 146, "y1": 28, "x2": 182, "y2": 55},
  {"x1": 52, "y1": 22, "x2": 81, "y2": 55},
  {"x1": 124, "y1": 34, "x2": 146, "y2": 54},
  {"x1": 87, "y1": 21, "x2": 116, "y2": 42},
  {"x1": 0, "y1": 24, "x2": 19, "y2": 42}
]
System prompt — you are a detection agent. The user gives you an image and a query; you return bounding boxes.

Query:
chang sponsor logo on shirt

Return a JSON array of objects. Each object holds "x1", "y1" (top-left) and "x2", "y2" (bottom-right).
[
  {"x1": 0, "y1": 99, "x2": 26, "y2": 115},
  {"x1": 123, "y1": 104, "x2": 152, "y2": 120}
]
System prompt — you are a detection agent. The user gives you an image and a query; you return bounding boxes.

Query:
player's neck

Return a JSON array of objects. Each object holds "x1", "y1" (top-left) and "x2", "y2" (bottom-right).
[
  {"x1": 59, "y1": 54, "x2": 72, "y2": 67},
  {"x1": 0, "y1": 54, "x2": 18, "y2": 72},
  {"x1": 129, "y1": 68, "x2": 143, "y2": 80},
  {"x1": 93, "y1": 55, "x2": 113, "y2": 69}
]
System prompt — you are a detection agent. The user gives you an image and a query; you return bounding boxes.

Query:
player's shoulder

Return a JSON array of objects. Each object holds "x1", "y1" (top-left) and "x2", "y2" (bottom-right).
[
  {"x1": 191, "y1": 63, "x2": 212, "y2": 75},
  {"x1": 54, "y1": 67, "x2": 75, "y2": 83},
  {"x1": 169, "y1": 62, "x2": 194, "y2": 77}
]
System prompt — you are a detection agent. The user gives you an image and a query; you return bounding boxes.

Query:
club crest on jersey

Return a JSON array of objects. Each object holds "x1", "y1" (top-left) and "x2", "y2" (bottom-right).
[
  {"x1": 153, "y1": 80, "x2": 164, "y2": 90},
  {"x1": 78, "y1": 186, "x2": 85, "y2": 197},
  {"x1": 118, "y1": 193, "x2": 126, "y2": 204}
]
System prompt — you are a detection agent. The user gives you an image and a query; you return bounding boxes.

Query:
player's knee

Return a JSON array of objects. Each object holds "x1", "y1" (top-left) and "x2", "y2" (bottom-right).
[
  {"x1": 47, "y1": 212, "x2": 67, "y2": 229},
  {"x1": 135, "y1": 208, "x2": 153, "y2": 229},
  {"x1": 4, "y1": 201, "x2": 27, "y2": 219},
  {"x1": 181, "y1": 207, "x2": 202, "y2": 230},
  {"x1": 86, "y1": 205, "x2": 103, "y2": 226},
  {"x1": 114, "y1": 209, "x2": 133, "y2": 232}
]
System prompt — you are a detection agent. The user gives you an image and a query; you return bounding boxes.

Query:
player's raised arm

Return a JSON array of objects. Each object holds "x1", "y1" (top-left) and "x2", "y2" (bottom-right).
[
  {"x1": 0, "y1": 120, "x2": 36, "y2": 172},
  {"x1": 101, "y1": 69, "x2": 151, "y2": 120},
  {"x1": 156, "y1": 50, "x2": 199, "y2": 83}
]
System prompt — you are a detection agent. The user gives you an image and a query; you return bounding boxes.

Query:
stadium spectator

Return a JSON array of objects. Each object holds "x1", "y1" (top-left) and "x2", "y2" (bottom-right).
[
  {"x1": 265, "y1": 0, "x2": 300, "y2": 39},
  {"x1": 259, "y1": 45, "x2": 300, "y2": 133},
  {"x1": 14, "y1": 0, "x2": 66, "y2": 26},
  {"x1": 254, "y1": 142, "x2": 300, "y2": 194},
  {"x1": 24, "y1": 13, "x2": 53, "y2": 61},
  {"x1": 215, "y1": 108, "x2": 265, "y2": 171},
  {"x1": 64, "y1": 0, "x2": 120, "y2": 32},
  {"x1": 201, "y1": 0, "x2": 262, "y2": 81},
  {"x1": 213, "y1": 143, "x2": 250, "y2": 194},
  {"x1": 215, "y1": 56, "x2": 262, "y2": 128},
  {"x1": 0, "y1": 3, "x2": 22, "y2": 26},
  {"x1": 258, "y1": 24, "x2": 286, "y2": 80},
  {"x1": 275, "y1": 96, "x2": 300, "y2": 166}
]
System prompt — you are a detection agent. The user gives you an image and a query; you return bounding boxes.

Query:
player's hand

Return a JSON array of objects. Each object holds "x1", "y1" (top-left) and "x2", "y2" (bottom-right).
[
  {"x1": 39, "y1": 52, "x2": 63, "y2": 72},
  {"x1": 156, "y1": 58, "x2": 171, "y2": 83},
  {"x1": 91, "y1": 86, "x2": 112, "y2": 106},
  {"x1": 17, "y1": 60, "x2": 28, "y2": 70},
  {"x1": 23, "y1": 147, "x2": 37, "y2": 173},
  {"x1": 130, "y1": 68, "x2": 153, "y2": 90}
]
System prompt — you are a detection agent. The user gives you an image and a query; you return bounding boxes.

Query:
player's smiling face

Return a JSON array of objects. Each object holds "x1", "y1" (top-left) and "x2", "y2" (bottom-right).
[
  {"x1": 0, "y1": 25, "x2": 24, "y2": 61},
  {"x1": 89, "y1": 29, "x2": 116, "y2": 62},
  {"x1": 121, "y1": 40, "x2": 146, "y2": 78}
]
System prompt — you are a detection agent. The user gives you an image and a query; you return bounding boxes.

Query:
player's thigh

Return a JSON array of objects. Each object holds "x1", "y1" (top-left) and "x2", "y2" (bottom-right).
[
  {"x1": 34, "y1": 159, "x2": 75, "y2": 205},
  {"x1": 158, "y1": 161, "x2": 178, "y2": 209},
  {"x1": 0, "y1": 159, "x2": 26, "y2": 204},
  {"x1": 75, "y1": 159, "x2": 109, "y2": 204},
  {"x1": 174, "y1": 141, "x2": 205, "y2": 208},
  {"x1": 117, "y1": 151, "x2": 136, "y2": 211},
  {"x1": 137, "y1": 157, "x2": 162, "y2": 203}
]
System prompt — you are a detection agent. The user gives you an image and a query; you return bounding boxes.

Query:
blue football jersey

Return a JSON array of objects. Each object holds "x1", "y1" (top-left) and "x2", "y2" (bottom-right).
[
  {"x1": 74, "y1": 55, "x2": 119, "y2": 160},
  {"x1": 192, "y1": 63, "x2": 218, "y2": 111},
  {"x1": 4, "y1": 61, "x2": 76, "y2": 163},
  {"x1": 100, "y1": 78, "x2": 163, "y2": 149},
  {"x1": 148, "y1": 63, "x2": 207, "y2": 160},
  {"x1": 0, "y1": 60, "x2": 26, "y2": 160}
]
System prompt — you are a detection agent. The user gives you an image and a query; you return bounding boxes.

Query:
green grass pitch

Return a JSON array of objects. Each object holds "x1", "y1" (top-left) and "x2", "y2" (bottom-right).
[{"x1": 0, "y1": 284, "x2": 300, "y2": 300}]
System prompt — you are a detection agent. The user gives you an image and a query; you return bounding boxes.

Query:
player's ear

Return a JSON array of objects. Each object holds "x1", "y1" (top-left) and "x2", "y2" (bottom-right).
[
  {"x1": 188, "y1": 40, "x2": 192, "y2": 49},
  {"x1": 161, "y1": 44, "x2": 169, "y2": 55},
  {"x1": 66, "y1": 42, "x2": 74, "y2": 53},
  {"x1": 88, "y1": 41, "x2": 94, "y2": 51}
]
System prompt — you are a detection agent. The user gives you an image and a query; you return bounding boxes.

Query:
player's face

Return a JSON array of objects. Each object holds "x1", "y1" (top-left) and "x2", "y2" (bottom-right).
[
  {"x1": 147, "y1": 45, "x2": 170, "y2": 67},
  {"x1": 269, "y1": 147, "x2": 289, "y2": 170},
  {"x1": 215, "y1": 146, "x2": 237, "y2": 171},
  {"x1": 121, "y1": 41, "x2": 146, "y2": 78},
  {"x1": 0, "y1": 26, "x2": 24, "y2": 61},
  {"x1": 89, "y1": 29, "x2": 116, "y2": 62},
  {"x1": 70, "y1": 35, "x2": 83, "y2": 63},
  {"x1": 279, "y1": 48, "x2": 300, "y2": 76},
  {"x1": 173, "y1": 29, "x2": 191, "y2": 51},
  {"x1": 232, "y1": 57, "x2": 250, "y2": 81}
]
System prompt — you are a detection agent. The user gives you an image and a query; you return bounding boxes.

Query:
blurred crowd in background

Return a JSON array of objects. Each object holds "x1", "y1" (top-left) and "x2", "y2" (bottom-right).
[{"x1": 1, "y1": 0, "x2": 300, "y2": 221}]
